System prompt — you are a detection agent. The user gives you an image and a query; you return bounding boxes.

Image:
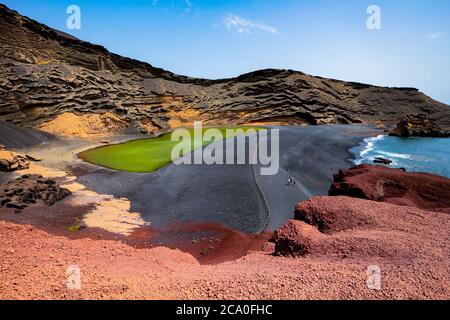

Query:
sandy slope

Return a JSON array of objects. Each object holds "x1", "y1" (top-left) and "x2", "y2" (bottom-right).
[{"x1": 0, "y1": 120, "x2": 55, "y2": 149}]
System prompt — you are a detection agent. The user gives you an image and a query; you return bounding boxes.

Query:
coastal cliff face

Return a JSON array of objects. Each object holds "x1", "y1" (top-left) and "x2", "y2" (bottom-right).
[
  {"x1": 1, "y1": 4, "x2": 450, "y2": 134},
  {"x1": 389, "y1": 114, "x2": 450, "y2": 137}
]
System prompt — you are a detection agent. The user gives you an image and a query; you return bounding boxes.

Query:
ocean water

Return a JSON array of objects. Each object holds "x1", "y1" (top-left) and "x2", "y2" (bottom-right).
[{"x1": 350, "y1": 135, "x2": 450, "y2": 178}]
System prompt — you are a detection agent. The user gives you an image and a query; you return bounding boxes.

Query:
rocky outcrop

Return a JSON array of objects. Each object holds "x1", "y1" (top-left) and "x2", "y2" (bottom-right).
[
  {"x1": 373, "y1": 157, "x2": 392, "y2": 165},
  {"x1": 329, "y1": 164, "x2": 450, "y2": 212},
  {"x1": 0, "y1": 174, "x2": 71, "y2": 209},
  {"x1": 294, "y1": 196, "x2": 378, "y2": 234},
  {"x1": 0, "y1": 150, "x2": 30, "y2": 172},
  {"x1": 389, "y1": 114, "x2": 450, "y2": 137},
  {"x1": 270, "y1": 220, "x2": 317, "y2": 257},
  {"x1": 271, "y1": 165, "x2": 450, "y2": 257},
  {"x1": 1, "y1": 4, "x2": 450, "y2": 134},
  {"x1": 0, "y1": 145, "x2": 43, "y2": 172},
  {"x1": 271, "y1": 196, "x2": 450, "y2": 258}
]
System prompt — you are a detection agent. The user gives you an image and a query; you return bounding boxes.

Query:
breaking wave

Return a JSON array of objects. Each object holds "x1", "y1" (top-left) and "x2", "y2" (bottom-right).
[{"x1": 350, "y1": 135, "x2": 450, "y2": 178}]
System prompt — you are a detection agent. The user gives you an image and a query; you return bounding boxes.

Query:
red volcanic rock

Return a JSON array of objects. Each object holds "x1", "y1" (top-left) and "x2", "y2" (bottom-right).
[
  {"x1": 1, "y1": 197, "x2": 450, "y2": 299},
  {"x1": 329, "y1": 164, "x2": 450, "y2": 212},
  {"x1": 274, "y1": 165, "x2": 450, "y2": 257},
  {"x1": 294, "y1": 196, "x2": 377, "y2": 234},
  {"x1": 272, "y1": 196, "x2": 450, "y2": 260},
  {"x1": 270, "y1": 220, "x2": 320, "y2": 257}
]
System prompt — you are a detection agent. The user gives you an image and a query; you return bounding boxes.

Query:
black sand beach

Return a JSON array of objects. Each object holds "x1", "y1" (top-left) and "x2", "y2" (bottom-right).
[{"x1": 0, "y1": 120, "x2": 55, "y2": 148}]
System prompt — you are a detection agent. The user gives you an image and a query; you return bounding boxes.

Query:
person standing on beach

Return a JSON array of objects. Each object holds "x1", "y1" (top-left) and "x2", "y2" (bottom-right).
[{"x1": 287, "y1": 176, "x2": 297, "y2": 186}]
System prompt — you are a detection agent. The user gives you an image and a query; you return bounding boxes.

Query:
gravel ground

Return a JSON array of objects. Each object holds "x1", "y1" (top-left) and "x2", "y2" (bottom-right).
[{"x1": 1, "y1": 195, "x2": 449, "y2": 300}]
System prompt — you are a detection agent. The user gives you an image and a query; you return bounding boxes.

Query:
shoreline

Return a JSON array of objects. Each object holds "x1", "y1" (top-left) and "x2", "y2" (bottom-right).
[{"x1": 351, "y1": 134, "x2": 450, "y2": 178}]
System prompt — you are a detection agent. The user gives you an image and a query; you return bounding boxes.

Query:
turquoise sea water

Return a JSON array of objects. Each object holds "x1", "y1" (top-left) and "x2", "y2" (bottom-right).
[{"x1": 350, "y1": 135, "x2": 450, "y2": 178}]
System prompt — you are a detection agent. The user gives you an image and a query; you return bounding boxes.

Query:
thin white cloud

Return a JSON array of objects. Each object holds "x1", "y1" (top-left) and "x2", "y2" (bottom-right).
[
  {"x1": 223, "y1": 14, "x2": 282, "y2": 37},
  {"x1": 152, "y1": 0, "x2": 193, "y2": 14},
  {"x1": 428, "y1": 32, "x2": 443, "y2": 40}
]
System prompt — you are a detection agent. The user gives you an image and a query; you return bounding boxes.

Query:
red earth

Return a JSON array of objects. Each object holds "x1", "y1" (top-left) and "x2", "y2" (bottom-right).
[
  {"x1": 1, "y1": 194, "x2": 449, "y2": 300},
  {"x1": 329, "y1": 164, "x2": 450, "y2": 212},
  {"x1": 1, "y1": 165, "x2": 449, "y2": 299}
]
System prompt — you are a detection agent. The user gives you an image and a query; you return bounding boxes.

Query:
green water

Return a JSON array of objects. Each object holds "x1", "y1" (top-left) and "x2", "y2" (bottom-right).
[{"x1": 79, "y1": 127, "x2": 260, "y2": 172}]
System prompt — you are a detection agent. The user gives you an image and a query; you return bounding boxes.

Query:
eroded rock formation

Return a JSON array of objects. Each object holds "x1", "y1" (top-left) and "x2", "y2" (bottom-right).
[
  {"x1": 270, "y1": 219, "x2": 318, "y2": 257},
  {"x1": 1, "y1": 4, "x2": 449, "y2": 134},
  {"x1": 389, "y1": 114, "x2": 450, "y2": 137},
  {"x1": 0, "y1": 149, "x2": 30, "y2": 172}
]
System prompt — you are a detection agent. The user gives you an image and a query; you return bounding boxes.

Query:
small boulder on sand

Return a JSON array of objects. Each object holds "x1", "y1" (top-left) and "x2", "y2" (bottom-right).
[{"x1": 0, "y1": 150, "x2": 30, "y2": 172}]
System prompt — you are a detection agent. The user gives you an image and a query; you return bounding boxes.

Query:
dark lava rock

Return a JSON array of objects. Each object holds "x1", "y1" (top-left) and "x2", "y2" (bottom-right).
[
  {"x1": 373, "y1": 157, "x2": 392, "y2": 165},
  {"x1": 0, "y1": 174, "x2": 71, "y2": 209},
  {"x1": 329, "y1": 164, "x2": 450, "y2": 212},
  {"x1": 389, "y1": 114, "x2": 450, "y2": 138},
  {"x1": 0, "y1": 4, "x2": 450, "y2": 130}
]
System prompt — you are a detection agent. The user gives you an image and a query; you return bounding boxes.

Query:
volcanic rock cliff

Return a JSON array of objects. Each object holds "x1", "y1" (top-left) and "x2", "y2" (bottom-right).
[
  {"x1": 389, "y1": 114, "x2": 450, "y2": 137},
  {"x1": 1, "y1": 4, "x2": 449, "y2": 135}
]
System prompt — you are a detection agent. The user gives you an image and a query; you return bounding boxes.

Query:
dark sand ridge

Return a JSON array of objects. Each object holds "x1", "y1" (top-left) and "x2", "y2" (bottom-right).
[
  {"x1": 0, "y1": 120, "x2": 56, "y2": 149},
  {"x1": 77, "y1": 125, "x2": 381, "y2": 233}
]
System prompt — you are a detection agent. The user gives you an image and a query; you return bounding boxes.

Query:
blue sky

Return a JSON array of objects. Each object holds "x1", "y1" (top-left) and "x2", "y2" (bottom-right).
[{"x1": 4, "y1": 0, "x2": 450, "y2": 104}]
